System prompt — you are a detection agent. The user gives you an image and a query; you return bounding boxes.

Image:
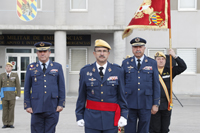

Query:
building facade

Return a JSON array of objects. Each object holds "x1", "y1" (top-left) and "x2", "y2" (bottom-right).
[{"x1": 0, "y1": 0, "x2": 199, "y2": 95}]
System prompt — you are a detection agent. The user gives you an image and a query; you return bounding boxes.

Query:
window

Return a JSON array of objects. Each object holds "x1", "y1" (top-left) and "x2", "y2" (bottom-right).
[
  {"x1": 70, "y1": 0, "x2": 88, "y2": 11},
  {"x1": 178, "y1": 0, "x2": 197, "y2": 11},
  {"x1": 7, "y1": 49, "x2": 31, "y2": 53},
  {"x1": 37, "y1": 0, "x2": 42, "y2": 11},
  {"x1": 148, "y1": 49, "x2": 167, "y2": 59},
  {"x1": 69, "y1": 48, "x2": 87, "y2": 72},
  {"x1": 177, "y1": 49, "x2": 196, "y2": 74}
]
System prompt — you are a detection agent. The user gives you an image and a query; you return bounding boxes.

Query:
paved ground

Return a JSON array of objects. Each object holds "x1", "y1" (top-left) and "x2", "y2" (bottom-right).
[{"x1": 0, "y1": 94, "x2": 200, "y2": 133}]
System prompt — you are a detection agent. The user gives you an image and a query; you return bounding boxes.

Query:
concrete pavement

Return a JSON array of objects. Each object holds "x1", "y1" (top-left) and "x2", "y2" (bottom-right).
[{"x1": 0, "y1": 94, "x2": 199, "y2": 133}]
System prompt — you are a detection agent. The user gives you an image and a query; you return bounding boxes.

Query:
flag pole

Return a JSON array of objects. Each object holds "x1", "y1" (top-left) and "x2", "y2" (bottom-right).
[
  {"x1": 168, "y1": 29, "x2": 173, "y2": 111},
  {"x1": 168, "y1": 0, "x2": 173, "y2": 111}
]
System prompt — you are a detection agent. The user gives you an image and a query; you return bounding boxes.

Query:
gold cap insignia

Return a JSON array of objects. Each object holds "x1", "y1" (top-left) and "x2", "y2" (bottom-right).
[
  {"x1": 40, "y1": 42, "x2": 45, "y2": 46},
  {"x1": 135, "y1": 37, "x2": 140, "y2": 42}
]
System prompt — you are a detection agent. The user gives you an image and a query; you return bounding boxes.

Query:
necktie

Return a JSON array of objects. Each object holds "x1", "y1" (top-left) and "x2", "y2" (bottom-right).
[
  {"x1": 7, "y1": 74, "x2": 9, "y2": 79},
  {"x1": 42, "y1": 63, "x2": 46, "y2": 73},
  {"x1": 99, "y1": 67, "x2": 104, "y2": 80},
  {"x1": 137, "y1": 59, "x2": 141, "y2": 69}
]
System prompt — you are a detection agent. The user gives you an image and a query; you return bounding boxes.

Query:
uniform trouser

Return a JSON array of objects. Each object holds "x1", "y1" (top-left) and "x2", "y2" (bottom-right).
[
  {"x1": 125, "y1": 109, "x2": 151, "y2": 133},
  {"x1": 85, "y1": 127, "x2": 118, "y2": 133},
  {"x1": 2, "y1": 98, "x2": 16, "y2": 125},
  {"x1": 31, "y1": 112, "x2": 59, "y2": 133},
  {"x1": 149, "y1": 110, "x2": 172, "y2": 133}
]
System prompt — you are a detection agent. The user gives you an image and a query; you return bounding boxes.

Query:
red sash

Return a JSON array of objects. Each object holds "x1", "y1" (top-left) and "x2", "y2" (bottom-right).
[{"x1": 86, "y1": 100, "x2": 121, "y2": 126}]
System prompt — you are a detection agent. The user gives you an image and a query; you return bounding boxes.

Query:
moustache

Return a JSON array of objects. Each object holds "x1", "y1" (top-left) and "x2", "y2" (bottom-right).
[
  {"x1": 99, "y1": 55, "x2": 105, "y2": 58},
  {"x1": 136, "y1": 51, "x2": 141, "y2": 53}
]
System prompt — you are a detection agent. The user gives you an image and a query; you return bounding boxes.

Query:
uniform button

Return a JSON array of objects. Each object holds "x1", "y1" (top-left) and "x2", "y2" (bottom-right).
[
  {"x1": 101, "y1": 99, "x2": 103, "y2": 102},
  {"x1": 7, "y1": 84, "x2": 9, "y2": 85},
  {"x1": 138, "y1": 82, "x2": 140, "y2": 85},
  {"x1": 32, "y1": 97, "x2": 34, "y2": 98},
  {"x1": 112, "y1": 84, "x2": 114, "y2": 86},
  {"x1": 129, "y1": 72, "x2": 130, "y2": 73},
  {"x1": 101, "y1": 92, "x2": 103, "y2": 94},
  {"x1": 7, "y1": 81, "x2": 9, "y2": 82},
  {"x1": 138, "y1": 71, "x2": 140, "y2": 73},
  {"x1": 44, "y1": 74, "x2": 46, "y2": 77},
  {"x1": 148, "y1": 72, "x2": 149, "y2": 74},
  {"x1": 125, "y1": 92, "x2": 127, "y2": 94},
  {"x1": 101, "y1": 84, "x2": 103, "y2": 87},
  {"x1": 44, "y1": 91, "x2": 47, "y2": 93},
  {"x1": 138, "y1": 88, "x2": 140, "y2": 91},
  {"x1": 91, "y1": 85, "x2": 93, "y2": 86},
  {"x1": 44, "y1": 80, "x2": 46, "y2": 82},
  {"x1": 44, "y1": 85, "x2": 46, "y2": 88},
  {"x1": 138, "y1": 77, "x2": 140, "y2": 79}
]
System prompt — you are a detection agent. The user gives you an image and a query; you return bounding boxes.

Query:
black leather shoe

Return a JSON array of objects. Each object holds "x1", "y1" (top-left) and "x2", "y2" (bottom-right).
[
  {"x1": 2, "y1": 125, "x2": 7, "y2": 128},
  {"x1": 9, "y1": 125, "x2": 15, "y2": 128}
]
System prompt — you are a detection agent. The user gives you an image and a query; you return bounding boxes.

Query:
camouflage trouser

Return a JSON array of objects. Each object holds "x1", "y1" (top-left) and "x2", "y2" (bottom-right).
[{"x1": 118, "y1": 127, "x2": 125, "y2": 133}]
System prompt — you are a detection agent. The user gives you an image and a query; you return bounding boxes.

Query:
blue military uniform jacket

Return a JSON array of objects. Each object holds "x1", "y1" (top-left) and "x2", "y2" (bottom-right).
[
  {"x1": 122, "y1": 55, "x2": 160, "y2": 109},
  {"x1": 24, "y1": 60, "x2": 65, "y2": 113},
  {"x1": 75, "y1": 62, "x2": 128, "y2": 130}
]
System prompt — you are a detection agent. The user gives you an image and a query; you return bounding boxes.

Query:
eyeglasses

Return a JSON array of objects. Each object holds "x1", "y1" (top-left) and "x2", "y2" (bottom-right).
[{"x1": 95, "y1": 50, "x2": 109, "y2": 54}]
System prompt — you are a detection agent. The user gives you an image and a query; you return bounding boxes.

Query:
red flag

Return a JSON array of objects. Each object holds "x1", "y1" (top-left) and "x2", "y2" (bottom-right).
[{"x1": 122, "y1": 0, "x2": 171, "y2": 39}]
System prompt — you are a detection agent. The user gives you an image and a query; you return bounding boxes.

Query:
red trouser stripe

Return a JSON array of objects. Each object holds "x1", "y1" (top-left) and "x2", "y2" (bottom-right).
[{"x1": 86, "y1": 100, "x2": 121, "y2": 126}]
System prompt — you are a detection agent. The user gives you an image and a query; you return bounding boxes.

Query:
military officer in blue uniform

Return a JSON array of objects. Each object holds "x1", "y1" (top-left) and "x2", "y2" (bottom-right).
[
  {"x1": 75, "y1": 39, "x2": 128, "y2": 133},
  {"x1": 122, "y1": 37, "x2": 160, "y2": 133},
  {"x1": 24, "y1": 42, "x2": 65, "y2": 133}
]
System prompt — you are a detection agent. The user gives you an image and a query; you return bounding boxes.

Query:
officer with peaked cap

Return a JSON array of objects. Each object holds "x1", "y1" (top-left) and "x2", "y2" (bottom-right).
[
  {"x1": 0, "y1": 62, "x2": 21, "y2": 128},
  {"x1": 121, "y1": 37, "x2": 160, "y2": 133},
  {"x1": 149, "y1": 50, "x2": 186, "y2": 133},
  {"x1": 24, "y1": 42, "x2": 65, "y2": 133},
  {"x1": 75, "y1": 39, "x2": 128, "y2": 133}
]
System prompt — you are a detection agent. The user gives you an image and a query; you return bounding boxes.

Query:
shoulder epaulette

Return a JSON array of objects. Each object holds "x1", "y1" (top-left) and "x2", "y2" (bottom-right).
[
  {"x1": 82, "y1": 64, "x2": 91, "y2": 69},
  {"x1": 111, "y1": 63, "x2": 121, "y2": 67}
]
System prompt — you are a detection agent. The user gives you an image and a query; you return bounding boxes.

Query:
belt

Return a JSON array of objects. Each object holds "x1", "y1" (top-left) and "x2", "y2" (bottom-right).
[
  {"x1": 86, "y1": 100, "x2": 121, "y2": 126},
  {"x1": 0, "y1": 87, "x2": 15, "y2": 99}
]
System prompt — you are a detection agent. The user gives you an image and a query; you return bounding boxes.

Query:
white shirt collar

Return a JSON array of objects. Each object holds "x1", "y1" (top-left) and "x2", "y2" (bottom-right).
[
  {"x1": 39, "y1": 60, "x2": 50, "y2": 69},
  {"x1": 6, "y1": 72, "x2": 11, "y2": 76},
  {"x1": 135, "y1": 55, "x2": 144, "y2": 65},
  {"x1": 96, "y1": 62, "x2": 107, "y2": 75}
]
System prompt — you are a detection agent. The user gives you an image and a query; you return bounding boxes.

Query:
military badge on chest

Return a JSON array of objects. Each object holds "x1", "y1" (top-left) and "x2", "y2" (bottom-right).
[{"x1": 34, "y1": 70, "x2": 38, "y2": 82}]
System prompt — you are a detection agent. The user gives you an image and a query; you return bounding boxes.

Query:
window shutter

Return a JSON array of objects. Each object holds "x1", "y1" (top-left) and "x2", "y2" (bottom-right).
[
  {"x1": 70, "y1": 48, "x2": 87, "y2": 72},
  {"x1": 177, "y1": 49, "x2": 196, "y2": 74}
]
